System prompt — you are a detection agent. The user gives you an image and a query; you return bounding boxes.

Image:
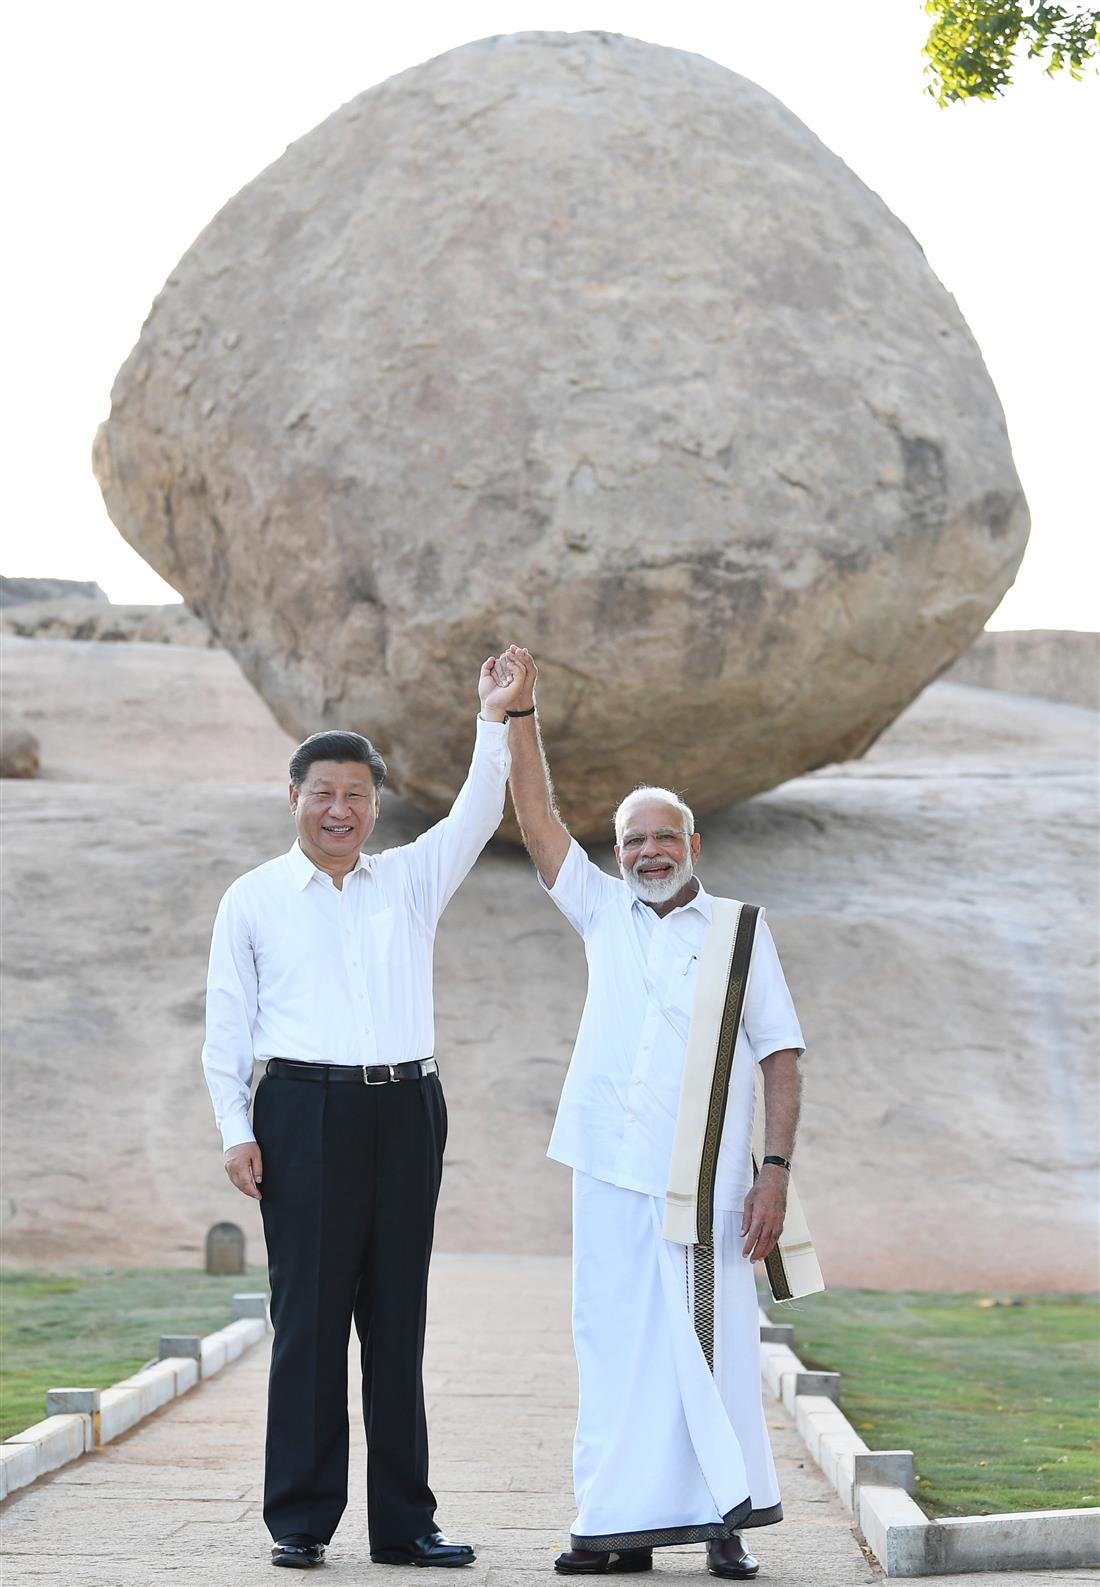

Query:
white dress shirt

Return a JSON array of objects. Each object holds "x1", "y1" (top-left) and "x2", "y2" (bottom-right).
[
  {"x1": 202, "y1": 716, "x2": 510, "y2": 1150},
  {"x1": 543, "y1": 839, "x2": 805, "y2": 1209}
]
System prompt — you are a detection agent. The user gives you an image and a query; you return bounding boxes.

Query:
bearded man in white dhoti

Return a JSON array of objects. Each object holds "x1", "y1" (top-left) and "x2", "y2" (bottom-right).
[{"x1": 497, "y1": 647, "x2": 821, "y2": 1580}]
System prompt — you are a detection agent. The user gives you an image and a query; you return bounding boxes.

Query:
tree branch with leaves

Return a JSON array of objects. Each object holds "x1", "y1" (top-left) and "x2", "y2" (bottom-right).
[{"x1": 923, "y1": 2, "x2": 1100, "y2": 102}]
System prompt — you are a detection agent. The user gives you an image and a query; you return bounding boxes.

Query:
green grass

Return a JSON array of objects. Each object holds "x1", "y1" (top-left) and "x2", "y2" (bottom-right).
[
  {"x1": 769, "y1": 1287, "x2": 1100, "y2": 1518},
  {"x1": 5, "y1": 1270, "x2": 1097, "y2": 1520},
  {"x1": 0, "y1": 1268, "x2": 268, "y2": 1440}
]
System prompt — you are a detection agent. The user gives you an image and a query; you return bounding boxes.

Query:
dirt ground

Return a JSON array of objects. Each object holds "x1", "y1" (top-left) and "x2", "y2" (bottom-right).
[{"x1": 1, "y1": 634, "x2": 1097, "y2": 1289}]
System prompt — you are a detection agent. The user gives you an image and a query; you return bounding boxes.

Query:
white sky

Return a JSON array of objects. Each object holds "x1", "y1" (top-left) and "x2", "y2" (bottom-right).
[{"x1": 3, "y1": 1, "x2": 1097, "y2": 629}]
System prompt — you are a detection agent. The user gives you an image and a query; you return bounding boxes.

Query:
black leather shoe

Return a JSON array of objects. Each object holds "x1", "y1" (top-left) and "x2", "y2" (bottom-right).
[
  {"x1": 271, "y1": 1534, "x2": 326, "y2": 1568},
  {"x1": 371, "y1": 1529, "x2": 476, "y2": 1567},
  {"x1": 554, "y1": 1549, "x2": 653, "y2": 1574},
  {"x1": 707, "y1": 1534, "x2": 759, "y2": 1579}
]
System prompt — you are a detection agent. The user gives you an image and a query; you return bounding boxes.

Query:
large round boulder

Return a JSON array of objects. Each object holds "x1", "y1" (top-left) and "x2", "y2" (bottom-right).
[{"x1": 93, "y1": 31, "x2": 1028, "y2": 838}]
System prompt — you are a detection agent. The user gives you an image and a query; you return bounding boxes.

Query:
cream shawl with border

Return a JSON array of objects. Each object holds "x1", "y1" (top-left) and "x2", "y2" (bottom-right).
[{"x1": 663, "y1": 897, "x2": 824, "y2": 1303}]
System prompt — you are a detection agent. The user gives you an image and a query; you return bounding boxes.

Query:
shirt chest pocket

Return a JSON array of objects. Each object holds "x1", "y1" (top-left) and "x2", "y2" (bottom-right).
[
  {"x1": 367, "y1": 905, "x2": 410, "y2": 966},
  {"x1": 667, "y1": 951, "x2": 698, "y2": 1015}
]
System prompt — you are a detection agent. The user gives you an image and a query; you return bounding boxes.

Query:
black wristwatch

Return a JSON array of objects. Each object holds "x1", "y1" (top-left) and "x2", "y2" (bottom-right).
[{"x1": 761, "y1": 1154, "x2": 792, "y2": 1172}]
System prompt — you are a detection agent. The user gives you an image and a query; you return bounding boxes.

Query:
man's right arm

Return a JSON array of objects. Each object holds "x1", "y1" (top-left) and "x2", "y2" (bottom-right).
[
  {"x1": 500, "y1": 647, "x2": 571, "y2": 887},
  {"x1": 201, "y1": 887, "x2": 264, "y2": 1199}
]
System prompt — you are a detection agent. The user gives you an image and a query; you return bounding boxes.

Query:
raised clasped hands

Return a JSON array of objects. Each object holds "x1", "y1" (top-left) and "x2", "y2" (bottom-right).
[
  {"x1": 501, "y1": 646, "x2": 537, "y2": 709},
  {"x1": 479, "y1": 645, "x2": 537, "y2": 721}
]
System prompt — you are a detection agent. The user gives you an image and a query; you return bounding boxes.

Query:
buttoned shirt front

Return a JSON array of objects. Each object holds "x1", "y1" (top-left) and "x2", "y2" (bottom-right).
[
  {"x1": 202, "y1": 716, "x2": 510, "y2": 1150},
  {"x1": 543, "y1": 839, "x2": 805, "y2": 1209}
]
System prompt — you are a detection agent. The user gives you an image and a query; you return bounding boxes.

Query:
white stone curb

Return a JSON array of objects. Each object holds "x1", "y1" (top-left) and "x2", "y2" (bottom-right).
[
  {"x1": 201, "y1": 1317, "x2": 266, "y2": 1378},
  {"x1": 0, "y1": 1293, "x2": 270, "y2": 1501},
  {"x1": 0, "y1": 1442, "x2": 38, "y2": 1501},
  {"x1": 757, "y1": 1309, "x2": 1100, "y2": 1574},
  {"x1": 0, "y1": 1414, "x2": 90, "y2": 1497}
]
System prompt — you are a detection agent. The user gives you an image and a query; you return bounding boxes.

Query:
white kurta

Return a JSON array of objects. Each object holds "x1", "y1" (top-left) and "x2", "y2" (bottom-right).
[
  {"x1": 540, "y1": 840, "x2": 804, "y2": 1549},
  {"x1": 542, "y1": 840, "x2": 804, "y2": 1207}
]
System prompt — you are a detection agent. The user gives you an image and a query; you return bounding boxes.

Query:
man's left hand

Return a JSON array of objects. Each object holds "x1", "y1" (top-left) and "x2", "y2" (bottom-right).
[
  {"x1": 740, "y1": 1166, "x2": 788, "y2": 1261},
  {"x1": 478, "y1": 652, "x2": 529, "y2": 721}
]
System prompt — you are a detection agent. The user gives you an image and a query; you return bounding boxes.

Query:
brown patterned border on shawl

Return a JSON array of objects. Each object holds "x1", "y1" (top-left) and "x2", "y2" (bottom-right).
[
  {"x1": 695, "y1": 903, "x2": 761, "y2": 1246},
  {"x1": 749, "y1": 1166, "x2": 801, "y2": 1302}
]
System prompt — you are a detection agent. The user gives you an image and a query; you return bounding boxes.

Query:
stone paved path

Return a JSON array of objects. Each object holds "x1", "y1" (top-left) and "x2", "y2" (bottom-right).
[{"x1": 1, "y1": 1257, "x2": 1093, "y2": 1584}]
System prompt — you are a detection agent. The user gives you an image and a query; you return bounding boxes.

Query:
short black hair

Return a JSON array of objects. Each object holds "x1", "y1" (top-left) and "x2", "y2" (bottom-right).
[{"x1": 289, "y1": 731, "x2": 387, "y2": 791}]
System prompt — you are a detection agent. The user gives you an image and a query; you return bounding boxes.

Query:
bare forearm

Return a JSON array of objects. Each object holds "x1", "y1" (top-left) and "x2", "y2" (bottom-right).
[
  {"x1": 761, "y1": 1049, "x2": 802, "y2": 1161},
  {"x1": 742, "y1": 1049, "x2": 802, "y2": 1258},
  {"x1": 508, "y1": 712, "x2": 570, "y2": 884}
]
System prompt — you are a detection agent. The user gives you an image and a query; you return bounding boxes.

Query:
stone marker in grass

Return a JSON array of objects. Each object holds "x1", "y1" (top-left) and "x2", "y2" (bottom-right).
[{"x1": 205, "y1": 1222, "x2": 245, "y2": 1276}]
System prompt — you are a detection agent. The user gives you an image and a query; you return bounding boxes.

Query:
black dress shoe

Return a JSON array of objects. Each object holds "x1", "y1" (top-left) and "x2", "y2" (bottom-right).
[
  {"x1": 554, "y1": 1549, "x2": 653, "y2": 1574},
  {"x1": 707, "y1": 1534, "x2": 759, "y2": 1579},
  {"x1": 271, "y1": 1534, "x2": 326, "y2": 1568},
  {"x1": 370, "y1": 1529, "x2": 476, "y2": 1567}
]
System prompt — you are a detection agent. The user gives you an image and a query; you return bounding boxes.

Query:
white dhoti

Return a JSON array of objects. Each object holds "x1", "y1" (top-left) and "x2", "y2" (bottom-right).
[{"x1": 570, "y1": 1171, "x2": 782, "y2": 1551}]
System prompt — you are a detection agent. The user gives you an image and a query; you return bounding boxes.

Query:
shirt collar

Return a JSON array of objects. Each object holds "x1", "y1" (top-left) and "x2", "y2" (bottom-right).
[
  {"x1": 628, "y1": 877, "x2": 713, "y2": 923},
  {"x1": 286, "y1": 839, "x2": 372, "y2": 891}
]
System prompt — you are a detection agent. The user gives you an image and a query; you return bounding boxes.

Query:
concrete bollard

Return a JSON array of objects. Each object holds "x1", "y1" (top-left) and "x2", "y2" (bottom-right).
[
  {"x1": 759, "y1": 1320, "x2": 795, "y2": 1345},
  {"x1": 45, "y1": 1389, "x2": 101, "y2": 1447},
  {"x1": 232, "y1": 1292, "x2": 269, "y2": 1322},
  {"x1": 791, "y1": 1369, "x2": 841, "y2": 1406},
  {"x1": 781, "y1": 1367, "x2": 840, "y2": 1413},
  {"x1": 159, "y1": 1335, "x2": 202, "y2": 1362},
  {"x1": 852, "y1": 1448, "x2": 916, "y2": 1496}
]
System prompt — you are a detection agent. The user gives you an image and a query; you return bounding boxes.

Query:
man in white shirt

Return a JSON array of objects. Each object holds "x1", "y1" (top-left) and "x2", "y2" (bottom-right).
[
  {"x1": 499, "y1": 647, "x2": 805, "y2": 1581},
  {"x1": 202, "y1": 655, "x2": 526, "y2": 1571}
]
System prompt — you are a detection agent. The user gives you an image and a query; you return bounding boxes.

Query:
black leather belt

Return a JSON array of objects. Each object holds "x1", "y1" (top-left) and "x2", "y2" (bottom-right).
[{"x1": 266, "y1": 1057, "x2": 438, "y2": 1086}]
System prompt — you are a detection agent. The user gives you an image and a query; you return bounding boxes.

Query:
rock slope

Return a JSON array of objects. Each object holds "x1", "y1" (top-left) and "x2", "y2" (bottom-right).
[{"x1": 2, "y1": 634, "x2": 1094, "y2": 1290}]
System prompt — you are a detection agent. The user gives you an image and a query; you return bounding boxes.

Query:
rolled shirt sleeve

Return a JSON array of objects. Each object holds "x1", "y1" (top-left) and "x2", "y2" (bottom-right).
[
  {"x1": 744, "y1": 918, "x2": 806, "y2": 1063},
  {"x1": 401, "y1": 714, "x2": 510, "y2": 927},
  {"x1": 201, "y1": 886, "x2": 260, "y2": 1151}
]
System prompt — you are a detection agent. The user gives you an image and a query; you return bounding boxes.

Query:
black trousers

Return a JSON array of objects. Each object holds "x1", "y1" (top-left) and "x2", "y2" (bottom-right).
[{"x1": 254, "y1": 1065, "x2": 447, "y2": 1548}]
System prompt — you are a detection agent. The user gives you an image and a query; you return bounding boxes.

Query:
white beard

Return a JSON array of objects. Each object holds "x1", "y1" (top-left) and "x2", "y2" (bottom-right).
[{"x1": 621, "y1": 853, "x2": 694, "y2": 905}]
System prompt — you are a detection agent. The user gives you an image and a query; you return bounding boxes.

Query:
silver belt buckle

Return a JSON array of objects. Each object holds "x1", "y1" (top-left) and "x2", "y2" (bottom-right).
[{"x1": 363, "y1": 1063, "x2": 396, "y2": 1085}]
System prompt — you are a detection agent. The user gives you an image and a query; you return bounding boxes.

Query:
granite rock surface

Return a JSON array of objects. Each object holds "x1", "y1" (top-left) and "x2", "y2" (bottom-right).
[
  {"x1": 3, "y1": 634, "x2": 1095, "y2": 1288},
  {"x1": 94, "y1": 31, "x2": 1028, "y2": 836}
]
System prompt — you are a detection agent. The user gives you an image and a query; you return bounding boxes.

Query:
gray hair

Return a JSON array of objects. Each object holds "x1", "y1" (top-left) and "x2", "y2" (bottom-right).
[{"x1": 613, "y1": 785, "x2": 696, "y2": 842}]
